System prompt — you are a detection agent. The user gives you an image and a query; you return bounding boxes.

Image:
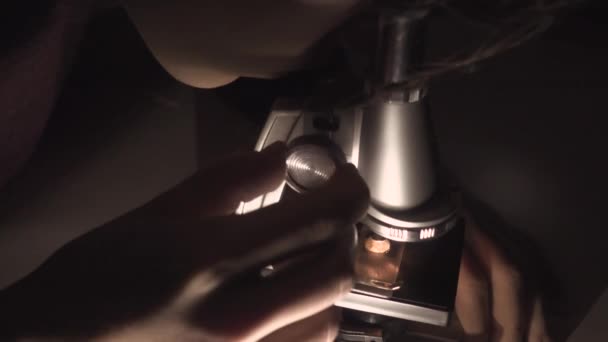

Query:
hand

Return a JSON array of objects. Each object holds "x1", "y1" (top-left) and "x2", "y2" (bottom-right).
[
  {"x1": 455, "y1": 213, "x2": 552, "y2": 342},
  {"x1": 0, "y1": 142, "x2": 370, "y2": 342}
]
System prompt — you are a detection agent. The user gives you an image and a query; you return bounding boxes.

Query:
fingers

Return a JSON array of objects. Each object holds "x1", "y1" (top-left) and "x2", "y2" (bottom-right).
[
  {"x1": 527, "y1": 297, "x2": 552, "y2": 342},
  {"x1": 221, "y1": 163, "x2": 369, "y2": 265},
  {"x1": 157, "y1": 142, "x2": 287, "y2": 217},
  {"x1": 198, "y1": 142, "x2": 287, "y2": 215},
  {"x1": 243, "y1": 162, "x2": 370, "y2": 226},
  {"x1": 465, "y1": 215, "x2": 524, "y2": 342},
  {"x1": 171, "y1": 155, "x2": 367, "y2": 302},
  {"x1": 259, "y1": 307, "x2": 341, "y2": 342},
  {"x1": 455, "y1": 247, "x2": 491, "y2": 341},
  {"x1": 192, "y1": 239, "x2": 353, "y2": 342}
]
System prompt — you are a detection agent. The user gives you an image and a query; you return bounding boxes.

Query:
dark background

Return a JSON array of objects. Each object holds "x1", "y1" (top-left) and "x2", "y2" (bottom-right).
[{"x1": 1, "y1": 1, "x2": 607, "y2": 340}]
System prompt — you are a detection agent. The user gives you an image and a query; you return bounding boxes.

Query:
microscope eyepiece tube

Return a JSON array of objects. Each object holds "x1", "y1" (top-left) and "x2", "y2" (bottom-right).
[
  {"x1": 375, "y1": 9, "x2": 428, "y2": 90},
  {"x1": 358, "y1": 100, "x2": 436, "y2": 211}
]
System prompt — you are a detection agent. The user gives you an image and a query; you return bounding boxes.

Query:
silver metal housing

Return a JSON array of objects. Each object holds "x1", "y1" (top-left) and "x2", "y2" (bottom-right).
[
  {"x1": 235, "y1": 5, "x2": 462, "y2": 329},
  {"x1": 237, "y1": 101, "x2": 456, "y2": 243},
  {"x1": 236, "y1": 100, "x2": 460, "y2": 326},
  {"x1": 336, "y1": 291, "x2": 449, "y2": 326},
  {"x1": 358, "y1": 100, "x2": 436, "y2": 211}
]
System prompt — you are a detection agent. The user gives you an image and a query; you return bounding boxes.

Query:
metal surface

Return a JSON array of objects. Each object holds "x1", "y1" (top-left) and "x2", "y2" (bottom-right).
[
  {"x1": 365, "y1": 211, "x2": 458, "y2": 242},
  {"x1": 338, "y1": 325, "x2": 384, "y2": 342},
  {"x1": 237, "y1": 103, "x2": 455, "y2": 243},
  {"x1": 375, "y1": 10, "x2": 427, "y2": 89},
  {"x1": 358, "y1": 101, "x2": 436, "y2": 212},
  {"x1": 285, "y1": 135, "x2": 346, "y2": 193},
  {"x1": 237, "y1": 100, "x2": 462, "y2": 325},
  {"x1": 366, "y1": 191, "x2": 457, "y2": 229},
  {"x1": 364, "y1": 190, "x2": 458, "y2": 242},
  {"x1": 336, "y1": 291, "x2": 450, "y2": 326}
]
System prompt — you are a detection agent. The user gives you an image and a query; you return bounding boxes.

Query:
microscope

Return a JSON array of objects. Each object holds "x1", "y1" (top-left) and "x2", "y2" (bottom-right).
[{"x1": 238, "y1": 1, "x2": 464, "y2": 340}]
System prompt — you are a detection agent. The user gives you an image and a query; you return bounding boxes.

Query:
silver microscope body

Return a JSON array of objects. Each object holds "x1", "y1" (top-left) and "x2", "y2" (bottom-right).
[{"x1": 238, "y1": 3, "x2": 464, "y2": 339}]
